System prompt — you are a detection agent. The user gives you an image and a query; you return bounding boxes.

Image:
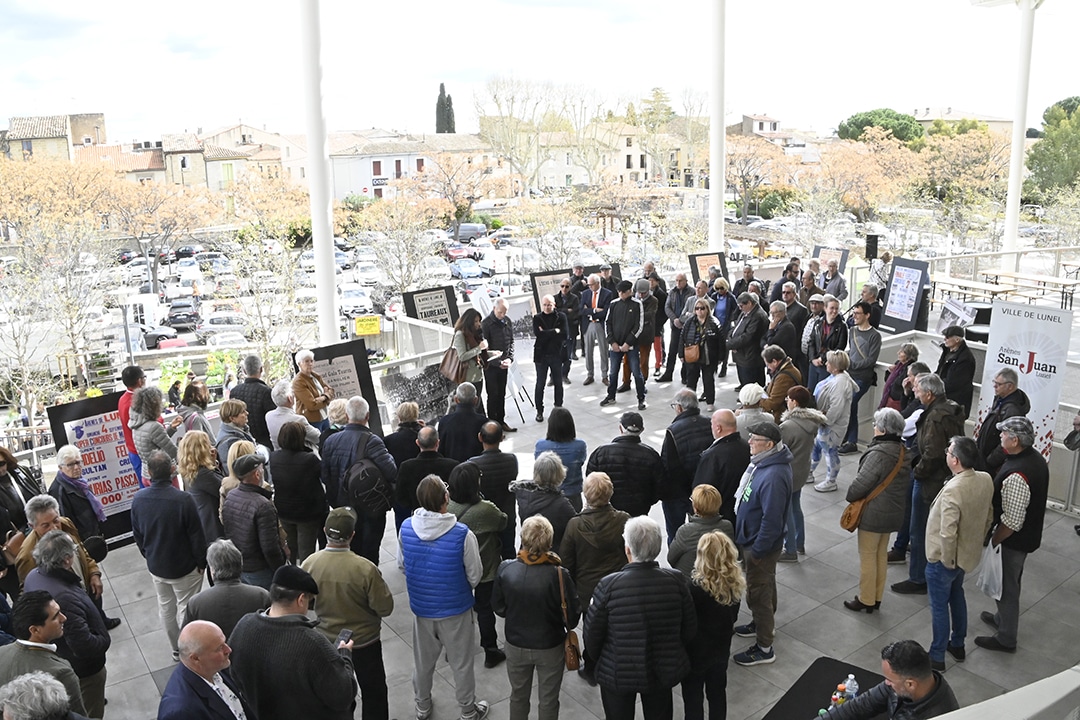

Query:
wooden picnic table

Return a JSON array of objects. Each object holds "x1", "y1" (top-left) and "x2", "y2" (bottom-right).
[
  {"x1": 981, "y1": 269, "x2": 1080, "y2": 309},
  {"x1": 930, "y1": 273, "x2": 1016, "y2": 302}
]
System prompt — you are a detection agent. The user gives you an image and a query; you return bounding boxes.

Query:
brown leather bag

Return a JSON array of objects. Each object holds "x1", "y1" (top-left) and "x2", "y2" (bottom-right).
[
  {"x1": 683, "y1": 344, "x2": 701, "y2": 364},
  {"x1": 840, "y1": 447, "x2": 905, "y2": 532},
  {"x1": 438, "y1": 347, "x2": 467, "y2": 383},
  {"x1": 558, "y1": 567, "x2": 581, "y2": 670}
]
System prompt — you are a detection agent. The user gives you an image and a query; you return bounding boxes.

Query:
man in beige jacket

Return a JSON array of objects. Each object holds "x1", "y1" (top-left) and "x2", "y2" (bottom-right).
[{"x1": 924, "y1": 436, "x2": 994, "y2": 672}]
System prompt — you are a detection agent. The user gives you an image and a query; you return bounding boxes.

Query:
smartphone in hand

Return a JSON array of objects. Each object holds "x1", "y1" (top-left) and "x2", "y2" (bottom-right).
[{"x1": 335, "y1": 629, "x2": 353, "y2": 648}]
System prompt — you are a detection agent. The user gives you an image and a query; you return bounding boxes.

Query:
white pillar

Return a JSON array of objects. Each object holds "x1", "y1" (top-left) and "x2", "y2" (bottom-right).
[
  {"x1": 1000, "y1": 0, "x2": 1042, "y2": 271},
  {"x1": 300, "y1": 0, "x2": 339, "y2": 345},
  {"x1": 708, "y1": 0, "x2": 726, "y2": 254}
]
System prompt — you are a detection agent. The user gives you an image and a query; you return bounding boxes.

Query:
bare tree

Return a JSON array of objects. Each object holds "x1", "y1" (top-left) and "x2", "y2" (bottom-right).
[
  {"x1": 359, "y1": 198, "x2": 453, "y2": 290},
  {"x1": 476, "y1": 76, "x2": 553, "y2": 196},
  {"x1": 726, "y1": 135, "x2": 786, "y2": 223}
]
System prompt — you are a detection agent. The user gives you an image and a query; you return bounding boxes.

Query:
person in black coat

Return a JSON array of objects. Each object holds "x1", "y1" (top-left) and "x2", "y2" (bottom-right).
[
  {"x1": 584, "y1": 516, "x2": 696, "y2": 719},
  {"x1": 726, "y1": 293, "x2": 769, "y2": 389},
  {"x1": 437, "y1": 383, "x2": 489, "y2": 463},
  {"x1": 469, "y1": 422, "x2": 519, "y2": 559},
  {"x1": 394, "y1": 427, "x2": 459, "y2": 530},
  {"x1": 47, "y1": 446, "x2": 102, "y2": 545},
  {"x1": 511, "y1": 452, "x2": 575, "y2": 553},
  {"x1": 586, "y1": 413, "x2": 663, "y2": 518},
  {"x1": 935, "y1": 326, "x2": 976, "y2": 418},
  {"x1": 762, "y1": 301, "x2": 799, "y2": 361},
  {"x1": 269, "y1": 422, "x2": 327, "y2": 565},
  {"x1": 533, "y1": 295, "x2": 569, "y2": 423},
  {"x1": 693, "y1": 410, "x2": 751, "y2": 526},
  {"x1": 555, "y1": 280, "x2": 582, "y2": 379}
]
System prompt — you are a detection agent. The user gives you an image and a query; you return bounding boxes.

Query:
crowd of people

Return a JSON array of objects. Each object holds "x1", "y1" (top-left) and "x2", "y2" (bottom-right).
[{"x1": 0, "y1": 252, "x2": 1060, "y2": 720}]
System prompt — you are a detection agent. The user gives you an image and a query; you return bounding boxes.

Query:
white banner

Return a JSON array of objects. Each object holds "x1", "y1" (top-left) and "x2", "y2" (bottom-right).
[
  {"x1": 975, "y1": 301, "x2": 1073, "y2": 459},
  {"x1": 63, "y1": 410, "x2": 140, "y2": 515}
]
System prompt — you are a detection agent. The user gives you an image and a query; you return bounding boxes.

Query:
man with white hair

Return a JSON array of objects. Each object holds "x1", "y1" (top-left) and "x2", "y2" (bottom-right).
[
  {"x1": 822, "y1": 258, "x2": 848, "y2": 301},
  {"x1": 580, "y1": 273, "x2": 613, "y2": 386},
  {"x1": 265, "y1": 379, "x2": 321, "y2": 451},
  {"x1": 321, "y1": 396, "x2": 397, "y2": 564},
  {"x1": 727, "y1": 292, "x2": 769, "y2": 389},
  {"x1": 438, "y1": 383, "x2": 489, "y2": 462},
  {"x1": 481, "y1": 297, "x2": 516, "y2": 432},
  {"x1": 584, "y1": 516, "x2": 695, "y2": 719}
]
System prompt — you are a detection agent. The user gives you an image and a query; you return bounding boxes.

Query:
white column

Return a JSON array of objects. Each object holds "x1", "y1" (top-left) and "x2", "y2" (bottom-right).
[
  {"x1": 1000, "y1": 0, "x2": 1042, "y2": 271},
  {"x1": 300, "y1": 0, "x2": 339, "y2": 345},
  {"x1": 708, "y1": 0, "x2": 726, "y2": 254}
]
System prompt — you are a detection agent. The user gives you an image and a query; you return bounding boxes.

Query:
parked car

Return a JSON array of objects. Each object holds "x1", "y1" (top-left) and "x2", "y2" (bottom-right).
[
  {"x1": 420, "y1": 256, "x2": 453, "y2": 282},
  {"x1": 449, "y1": 223, "x2": 487, "y2": 242},
  {"x1": 117, "y1": 249, "x2": 139, "y2": 264},
  {"x1": 443, "y1": 242, "x2": 471, "y2": 262},
  {"x1": 205, "y1": 332, "x2": 248, "y2": 347},
  {"x1": 166, "y1": 299, "x2": 199, "y2": 331},
  {"x1": 195, "y1": 313, "x2": 248, "y2": 343},
  {"x1": 354, "y1": 245, "x2": 377, "y2": 264},
  {"x1": 354, "y1": 261, "x2": 380, "y2": 286},
  {"x1": 338, "y1": 283, "x2": 374, "y2": 316},
  {"x1": 195, "y1": 252, "x2": 228, "y2": 272},
  {"x1": 175, "y1": 244, "x2": 206, "y2": 259},
  {"x1": 157, "y1": 338, "x2": 189, "y2": 349},
  {"x1": 250, "y1": 270, "x2": 280, "y2": 296},
  {"x1": 490, "y1": 273, "x2": 531, "y2": 296},
  {"x1": 450, "y1": 258, "x2": 483, "y2": 279},
  {"x1": 214, "y1": 274, "x2": 242, "y2": 297},
  {"x1": 334, "y1": 250, "x2": 353, "y2": 270},
  {"x1": 138, "y1": 324, "x2": 178, "y2": 349}
]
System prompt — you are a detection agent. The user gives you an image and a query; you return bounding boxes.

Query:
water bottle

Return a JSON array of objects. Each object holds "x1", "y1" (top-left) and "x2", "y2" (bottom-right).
[{"x1": 845, "y1": 674, "x2": 859, "y2": 699}]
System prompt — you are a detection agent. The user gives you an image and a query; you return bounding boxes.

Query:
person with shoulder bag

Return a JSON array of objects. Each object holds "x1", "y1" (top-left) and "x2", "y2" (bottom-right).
[
  {"x1": 681, "y1": 298, "x2": 722, "y2": 410},
  {"x1": 492, "y1": 515, "x2": 581, "y2": 720},
  {"x1": 841, "y1": 408, "x2": 911, "y2": 614}
]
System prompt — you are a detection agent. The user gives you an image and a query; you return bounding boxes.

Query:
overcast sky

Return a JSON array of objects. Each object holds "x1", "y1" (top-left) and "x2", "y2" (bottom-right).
[{"x1": 2, "y1": 0, "x2": 1076, "y2": 142}]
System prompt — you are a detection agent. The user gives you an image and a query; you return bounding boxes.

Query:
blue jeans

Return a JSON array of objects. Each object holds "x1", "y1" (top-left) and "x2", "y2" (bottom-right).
[
  {"x1": 241, "y1": 568, "x2": 275, "y2": 591},
  {"x1": 806, "y1": 362, "x2": 828, "y2": 394},
  {"x1": 784, "y1": 490, "x2": 804, "y2": 554},
  {"x1": 810, "y1": 437, "x2": 840, "y2": 483},
  {"x1": 662, "y1": 497, "x2": 693, "y2": 545},
  {"x1": 907, "y1": 477, "x2": 927, "y2": 584},
  {"x1": 844, "y1": 375, "x2": 873, "y2": 444},
  {"x1": 926, "y1": 561, "x2": 966, "y2": 661},
  {"x1": 606, "y1": 347, "x2": 644, "y2": 401}
]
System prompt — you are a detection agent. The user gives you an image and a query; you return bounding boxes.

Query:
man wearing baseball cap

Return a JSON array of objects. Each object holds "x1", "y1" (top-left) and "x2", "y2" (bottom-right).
[
  {"x1": 221, "y1": 454, "x2": 284, "y2": 590},
  {"x1": 303, "y1": 507, "x2": 395, "y2": 720},
  {"x1": 733, "y1": 422, "x2": 793, "y2": 667},
  {"x1": 228, "y1": 564, "x2": 358, "y2": 720},
  {"x1": 975, "y1": 416, "x2": 1048, "y2": 654}
]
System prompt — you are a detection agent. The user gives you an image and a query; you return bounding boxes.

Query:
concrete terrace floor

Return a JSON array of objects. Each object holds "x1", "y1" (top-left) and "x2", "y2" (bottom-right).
[{"x1": 95, "y1": 365, "x2": 1080, "y2": 720}]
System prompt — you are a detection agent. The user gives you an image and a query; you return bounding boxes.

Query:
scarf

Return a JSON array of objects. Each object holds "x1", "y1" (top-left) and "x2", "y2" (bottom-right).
[
  {"x1": 516, "y1": 549, "x2": 562, "y2": 566},
  {"x1": 59, "y1": 472, "x2": 107, "y2": 523},
  {"x1": 733, "y1": 442, "x2": 784, "y2": 514}
]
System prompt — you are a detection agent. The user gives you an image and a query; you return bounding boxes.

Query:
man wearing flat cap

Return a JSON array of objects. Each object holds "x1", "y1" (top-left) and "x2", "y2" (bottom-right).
[
  {"x1": 303, "y1": 507, "x2": 395, "y2": 720},
  {"x1": 732, "y1": 422, "x2": 793, "y2": 668},
  {"x1": 229, "y1": 564, "x2": 358, "y2": 720},
  {"x1": 935, "y1": 325, "x2": 976, "y2": 418},
  {"x1": 221, "y1": 454, "x2": 285, "y2": 590},
  {"x1": 975, "y1": 416, "x2": 1049, "y2": 654}
]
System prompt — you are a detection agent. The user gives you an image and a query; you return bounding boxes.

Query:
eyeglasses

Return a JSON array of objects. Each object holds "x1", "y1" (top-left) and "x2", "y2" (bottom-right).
[
  {"x1": 61, "y1": 461, "x2": 81, "y2": 468},
  {"x1": 560, "y1": 284, "x2": 570, "y2": 288}
]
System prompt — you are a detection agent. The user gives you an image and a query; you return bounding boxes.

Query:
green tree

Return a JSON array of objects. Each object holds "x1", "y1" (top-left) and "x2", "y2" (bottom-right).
[
  {"x1": 837, "y1": 108, "x2": 924, "y2": 144},
  {"x1": 1026, "y1": 98, "x2": 1080, "y2": 194},
  {"x1": 436, "y1": 83, "x2": 456, "y2": 134}
]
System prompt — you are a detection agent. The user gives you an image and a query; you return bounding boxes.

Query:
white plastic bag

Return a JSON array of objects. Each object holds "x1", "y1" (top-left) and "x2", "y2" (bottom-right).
[{"x1": 975, "y1": 542, "x2": 1003, "y2": 601}]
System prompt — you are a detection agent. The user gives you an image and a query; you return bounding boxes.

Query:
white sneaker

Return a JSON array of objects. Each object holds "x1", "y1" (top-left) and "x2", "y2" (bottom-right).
[{"x1": 814, "y1": 479, "x2": 838, "y2": 493}]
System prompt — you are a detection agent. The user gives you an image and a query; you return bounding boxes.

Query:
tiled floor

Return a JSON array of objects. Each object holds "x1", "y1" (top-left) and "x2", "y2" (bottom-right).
[{"x1": 95, "y1": 367, "x2": 1080, "y2": 719}]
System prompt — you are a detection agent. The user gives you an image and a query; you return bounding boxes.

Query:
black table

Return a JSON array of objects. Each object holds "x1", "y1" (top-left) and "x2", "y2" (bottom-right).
[{"x1": 763, "y1": 656, "x2": 887, "y2": 720}]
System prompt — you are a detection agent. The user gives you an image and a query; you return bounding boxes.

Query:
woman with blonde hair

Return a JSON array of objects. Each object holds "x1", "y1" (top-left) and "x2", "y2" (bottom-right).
[
  {"x1": 667, "y1": 485, "x2": 734, "y2": 577},
  {"x1": 318, "y1": 397, "x2": 349, "y2": 454},
  {"x1": 215, "y1": 399, "x2": 254, "y2": 463},
  {"x1": 681, "y1": 532, "x2": 744, "y2": 720},
  {"x1": 219, "y1": 440, "x2": 256, "y2": 523},
  {"x1": 178, "y1": 430, "x2": 223, "y2": 543}
]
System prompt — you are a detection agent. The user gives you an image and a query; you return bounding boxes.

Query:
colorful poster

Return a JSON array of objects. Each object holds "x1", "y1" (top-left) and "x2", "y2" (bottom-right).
[
  {"x1": 47, "y1": 394, "x2": 141, "y2": 546},
  {"x1": 974, "y1": 301, "x2": 1073, "y2": 459}
]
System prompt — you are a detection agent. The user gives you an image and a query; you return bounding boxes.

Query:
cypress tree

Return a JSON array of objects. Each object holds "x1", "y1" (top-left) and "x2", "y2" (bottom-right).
[
  {"x1": 445, "y1": 92, "x2": 456, "y2": 134},
  {"x1": 436, "y1": 83, "x2": 450, "y2": 134}
]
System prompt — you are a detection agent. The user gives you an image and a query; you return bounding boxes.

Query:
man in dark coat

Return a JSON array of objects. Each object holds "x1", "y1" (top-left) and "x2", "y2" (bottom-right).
[
  {"x1": 601, "y1": 281, "x2": 646, "y2": 410},
  {"x1": 584, "y1": 516, "x2": 695, "y2": 720},
  {"x1": 586, "y1": 412, "x2": 664, "y2": 518},
  {"x1": 762, "y1": 301, "x2": 798, "y2": 360},
  {"x1": 159, "y1": 620, "x2": 256, "y2": 720},
  {"x1": 693, "y1": 410, "x2": 750, "y2": 525},
  {"x1": 935, "y1": 326, "x2": 976, "y2": 418},
  {"x1": 658, "y1": 389, "x2": 714, "y2": 544},
  {"x1": 320, "y1": 397, "x2": 397, "y2": 564},
  {"x1": 726, "y1": 292, "x2": 769, "y2": 388},
  {"x1": 480, "y1": 298, "x2": 515, "y2": 432},
  {"x1": 659, "y1": 273, "x2": 694, "y2": 384},
  {"x1": 437, "y1": 383, "x2": 489, "y2": 463},
  {"x1": 976, "y1": 417, "x2": 1048, "y2": 654},
  {"x1": 228, "y1": 354, "x2": 277, "y2": 450},
  {"x1": 131, "y1": 450, "x2": 207, "y2": 663},
  {"x1": 974, "y1": 367, "x2": 1031, "y2": 477},
  {"x1": 469, "y1": 422, "x2": 519, "y2": 559},
  {"x1": 395, "y1": 427, "x2": 458, "y2": 530},
  {"x1": 555, "y1": 278, "x2": 581, "y2": 379},
  {"x1": 183, "y1": 539, "x2": 270, "y2": 639}
]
